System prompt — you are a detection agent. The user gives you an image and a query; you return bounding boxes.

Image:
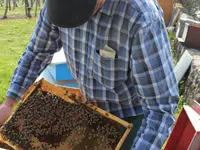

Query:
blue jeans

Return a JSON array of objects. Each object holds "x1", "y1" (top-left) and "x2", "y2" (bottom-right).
[{"x1": 120, "y1": 115, "x2": 144, "y2": 150}]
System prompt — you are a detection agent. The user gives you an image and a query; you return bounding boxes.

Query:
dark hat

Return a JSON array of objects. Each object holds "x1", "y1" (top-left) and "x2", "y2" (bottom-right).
[{"x1": 47, "y1": 0, "x2": 97, "y2": 28}]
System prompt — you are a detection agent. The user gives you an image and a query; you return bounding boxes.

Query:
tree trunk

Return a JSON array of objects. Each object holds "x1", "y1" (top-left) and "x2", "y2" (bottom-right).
[
  {"x1": 24, "y1": 0, "x2": 31, "y2": 18},
  {"x1": 0, "y1": 0, "x2": 3, "y2": 7},
  {"x1": 3, "y1": 0, "x2": 10, "y2": 19},
  {"x1": 35, "y1": 0, "x2": 37, "y2": 17},
  {"x1": 9, "y1": 0, "x2": 11, "y2": 10},
  {"x1": 37, "y1": 0, "x2": 40, "y2": 8},
  {"x1": 13, "y1": 0, "x2": 17, "y2": 10},
  {"x1": 30, "y1": 0, "x2": 34, "y2": 8}
]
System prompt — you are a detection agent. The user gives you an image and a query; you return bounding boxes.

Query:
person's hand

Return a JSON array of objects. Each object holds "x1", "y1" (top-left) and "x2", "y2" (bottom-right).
[{"x1": 0, "y1": 98, "x2": 17, "y2": 126}]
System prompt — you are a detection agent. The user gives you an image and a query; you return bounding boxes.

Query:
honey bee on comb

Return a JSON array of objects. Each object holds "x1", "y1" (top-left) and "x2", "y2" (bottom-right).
[{"x1": 0, "y1": 79, "x2": 132, "y2": 150}]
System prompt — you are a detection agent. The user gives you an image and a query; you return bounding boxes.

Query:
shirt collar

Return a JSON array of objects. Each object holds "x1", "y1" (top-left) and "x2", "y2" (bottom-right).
[{"x1": 99, "y1": 0, "x2": 114, "y2": 16}]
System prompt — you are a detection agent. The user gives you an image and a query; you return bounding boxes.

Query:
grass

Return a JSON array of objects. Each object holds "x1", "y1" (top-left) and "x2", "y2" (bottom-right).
[
  {"x1": 0, "y1": 5, "x2": 26, "y2": 17},
  {"x1": 0, "y1": 18, "x2": 37, "y2": 103}
]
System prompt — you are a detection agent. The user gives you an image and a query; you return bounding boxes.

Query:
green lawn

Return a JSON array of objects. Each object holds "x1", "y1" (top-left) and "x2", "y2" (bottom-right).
[{"x1": 0, "y1": 18, "x2": 37, "y2": 103}]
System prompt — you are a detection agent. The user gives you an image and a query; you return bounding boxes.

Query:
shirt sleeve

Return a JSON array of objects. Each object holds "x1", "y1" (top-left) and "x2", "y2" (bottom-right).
[
  {"x1": 130, "y1": 18, "x2": 179, "y2": 150},
  {"x1": 6, "y1": 7, "x2": 62, "y2": 101}
]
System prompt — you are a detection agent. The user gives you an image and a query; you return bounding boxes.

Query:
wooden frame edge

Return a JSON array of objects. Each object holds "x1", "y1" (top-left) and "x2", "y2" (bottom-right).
[
  {"x1": 1, "y1": 78, "x2": 133, "y2": 150},
  {"x1": 87, "y1": 104, "x2": 132, "y2": 129},
  {"x1": 0, "y1": 137, "x2": 21, "y2": 150},
  {"x1": 22, "y1": 80, "x2": 41, "y2": 101},
  {"x1": 115, "y1": 124, "x2": 132, "y2": 150}
]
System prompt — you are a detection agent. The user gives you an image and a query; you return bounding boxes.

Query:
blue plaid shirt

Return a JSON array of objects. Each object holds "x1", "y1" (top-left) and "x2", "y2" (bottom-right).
[{"x1": 7, "y1": 0, "x2": 179, "y2": 149}]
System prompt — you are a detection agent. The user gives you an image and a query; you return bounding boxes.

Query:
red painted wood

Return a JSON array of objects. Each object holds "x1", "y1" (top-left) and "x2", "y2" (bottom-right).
[
  {"x1": 165, "y1": 109, "x2": 188, "y2": 150},
  {"x1": 165, "y1": 105, "x2": 200, "y2": 150},
  {"x1": 176, "y1": 119, "x2": 195, "y2": 150}
]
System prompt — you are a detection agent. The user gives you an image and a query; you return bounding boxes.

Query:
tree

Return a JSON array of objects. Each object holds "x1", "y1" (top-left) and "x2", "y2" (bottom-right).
[
  {"x1": 0, "y1": 0, "x2": 3, "y2": 7},
  {"x1": 3, "y1": 0, "x2": 11, "y2": 19},
  {"x1": 13, "y1": 0, "x2": 18, "y2": 10},
  {"x1": 24, "y1": 0, "x2": 31, "y2": 18},
  {"x1": 1, "y1": 0, "x2": 43, "y2": 19}
]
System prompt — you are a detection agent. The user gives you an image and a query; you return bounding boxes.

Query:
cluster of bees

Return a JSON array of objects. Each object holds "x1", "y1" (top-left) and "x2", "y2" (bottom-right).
[{"x1": 0, "y1": 89, "x2": 125, "y2": 150}]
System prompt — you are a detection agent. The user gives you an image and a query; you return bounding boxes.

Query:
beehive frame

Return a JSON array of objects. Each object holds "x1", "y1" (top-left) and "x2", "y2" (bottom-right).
[
  {"x1": 0, "y1": 139, "x2": 14, "y2": 150},
  {"x1": 0, "y1": 79, "x2": 133, "y2": 150}
]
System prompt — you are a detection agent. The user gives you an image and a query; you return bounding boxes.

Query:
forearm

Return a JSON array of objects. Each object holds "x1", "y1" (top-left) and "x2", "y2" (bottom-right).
[
  {"x1": 131, "y1": 96, "x2": 178, "y2": 150},
  {"x1": 130, "y1": 9, "x2": 179, "y2": 150},
  {"x1": 4, "y1": 97, "x2": 18, "y2": 107},
  {"x1": 6, "y1": 7, "x2": 62, "y2": 101},
  {"x1": 6, "y1": 45, "x2": 54, "y2": 100}
]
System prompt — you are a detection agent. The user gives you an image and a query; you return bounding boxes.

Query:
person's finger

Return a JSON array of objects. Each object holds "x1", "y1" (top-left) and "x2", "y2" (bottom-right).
[
  {"x1": 0, "y1": 105, "x2": 13, "y2": 127},
  {"x1": 0, "y1": 118, "x2": 8, "y2": 127},
  {"x1": 0, "y1": 120, "x2": 4, "y2": 127}
]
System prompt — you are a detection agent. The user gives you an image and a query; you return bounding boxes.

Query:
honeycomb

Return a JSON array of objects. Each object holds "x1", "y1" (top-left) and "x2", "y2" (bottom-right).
[{"x1": 0, "y1": 90, "x2": 126, "y2": 150}]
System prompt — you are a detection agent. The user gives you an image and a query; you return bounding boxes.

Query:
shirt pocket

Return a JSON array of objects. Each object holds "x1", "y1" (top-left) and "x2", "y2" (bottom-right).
[{"x1": 92, "y1": 50, "x2": 128, "y2": 89}]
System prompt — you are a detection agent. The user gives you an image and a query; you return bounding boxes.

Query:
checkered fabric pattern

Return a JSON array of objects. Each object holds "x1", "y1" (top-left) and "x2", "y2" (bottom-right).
[{"x1": 7, "y1": 0, "x2": 179, "y2": 149}]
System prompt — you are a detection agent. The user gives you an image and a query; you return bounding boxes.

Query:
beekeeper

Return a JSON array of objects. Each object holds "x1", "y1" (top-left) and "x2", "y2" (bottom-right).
[{"x1": 0, "y1": 0, "x2": 179, "y2": 149}]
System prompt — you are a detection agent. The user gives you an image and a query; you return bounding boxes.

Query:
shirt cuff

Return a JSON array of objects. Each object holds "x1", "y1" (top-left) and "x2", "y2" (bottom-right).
[
  {"x1": 6, "y1": 84, "x2": 27, "y2": 101},
  {"x1": 6, "y1": 91, "x2": 21, "y2": 101}
]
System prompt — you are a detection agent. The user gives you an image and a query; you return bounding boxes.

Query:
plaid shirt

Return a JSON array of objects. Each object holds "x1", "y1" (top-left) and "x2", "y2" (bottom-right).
[{"x1": 7, "y1": 0, "x2": 179, "y2": 149}]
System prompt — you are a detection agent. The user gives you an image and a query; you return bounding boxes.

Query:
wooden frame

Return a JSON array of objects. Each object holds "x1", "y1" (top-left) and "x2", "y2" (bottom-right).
[
  {"x1": 0, "y1": 139, "x2": 13, "y2": 150},
  {"x1": 0, "y1": 79, "x2": 133, "y2": 150},
  {"x1": 164, "y1": 104, "x2": 200, "y2": 150}
]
